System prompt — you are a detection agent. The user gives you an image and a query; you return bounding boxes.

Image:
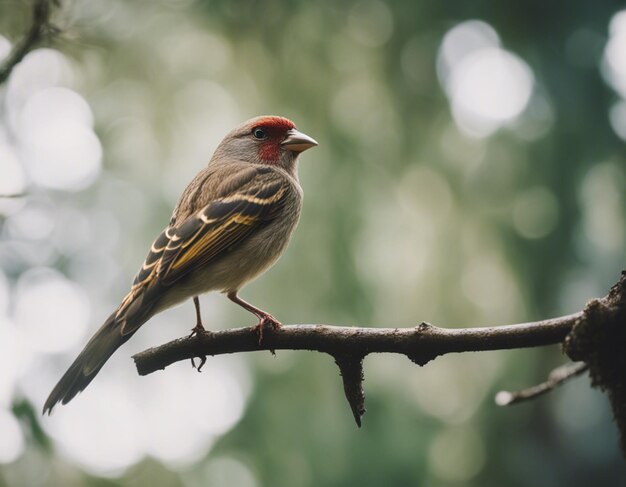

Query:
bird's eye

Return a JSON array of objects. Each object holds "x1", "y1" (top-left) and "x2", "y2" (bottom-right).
[{"x1": 253, "y1": 128, "x2": 267, "y2": 140}]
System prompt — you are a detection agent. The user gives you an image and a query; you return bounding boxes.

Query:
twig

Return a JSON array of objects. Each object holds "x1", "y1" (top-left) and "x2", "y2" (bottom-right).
[
  {"x1": 0, "y1": 0, "x2": 58, "y2": 85},
  {"x1": 133, "y1": 314, "x2": 580, "y2": 374},
  {"x1": 334, "y1": 353, "x2": 366, "y2": 427},
  {"x1": 133, "y1": 312, "x2": 581, "y2": 426},
  {"x1": 132, "y1": 271, "x2": 625, "y2": 439},
  {"x1": 495, "y1": 362, "x2": 589, "y2": 406}
]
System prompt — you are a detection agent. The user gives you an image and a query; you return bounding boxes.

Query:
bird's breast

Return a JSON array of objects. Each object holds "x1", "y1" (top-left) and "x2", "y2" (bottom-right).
[{"x1": 181, "y1": 185, "x2": 301, "y2": 296}]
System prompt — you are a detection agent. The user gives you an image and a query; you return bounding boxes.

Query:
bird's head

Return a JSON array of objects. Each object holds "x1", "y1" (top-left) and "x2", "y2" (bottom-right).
[{"x1": 211, "y1": 116, "x2": 318, "y2": 173}]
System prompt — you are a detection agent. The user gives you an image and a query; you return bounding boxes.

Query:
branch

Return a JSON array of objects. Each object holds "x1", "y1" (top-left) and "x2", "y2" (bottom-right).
[
  {"x1": 495, "y1": 362, "x2": 589, "y2": 406},
  {"x1": 134, "y1": 312, "x2": 580, "y2": 426},
  {"x1": 564, "y1": 271, "x2": 626, "y2": 454},
  {"x1": 0, "y1": 0, "x2": 59, "y2": 85},
  {"x1": 133, "y1": 271, "x2": 625, "y2": 442}
]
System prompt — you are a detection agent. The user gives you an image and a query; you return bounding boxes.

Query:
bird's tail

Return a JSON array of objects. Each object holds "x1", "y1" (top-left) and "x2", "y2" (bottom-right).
[{"x1": 42, "y1": 312, "x2": 139, "y2": 415}]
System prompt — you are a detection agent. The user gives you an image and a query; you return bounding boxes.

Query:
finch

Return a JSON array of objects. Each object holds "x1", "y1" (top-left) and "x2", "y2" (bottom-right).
[{"x1": 43, "y1": 115, "x2": 317, "y2": 414}]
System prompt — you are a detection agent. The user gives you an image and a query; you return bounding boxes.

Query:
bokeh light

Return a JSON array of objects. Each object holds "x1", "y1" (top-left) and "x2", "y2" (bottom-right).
[
  {"x1": 0, "y1": 137, "x2": 26, "y2": 198},
  {"x1": 438, "y1": 21, "x2": 534, "y2": 137},
  {"x1": 45, "y1": 379, "x2": 146, "y2": 475},
  {"x1": 0, "y1": 317, "x2": 20, "y2": 407},
  {"x1": 20, "y1": 120, "x2": 102, "y2": 190},
  {"x1": 13, "y1": 268, "x2": 90, "y2": 354},
  {"x1": 3, "y1": 48, "x2": 102, "y2": 192},
  {"x1": 346, "y1": 0, "x2": 394, "y2": 47},
  {"x1": 602, "y1": 9, "x2": 626, "y2": 99},
  {"x1": 0, "y1": 34, "x2": 10, "y2": 61},
  {"x1": 0, "y1": 408, "x2": 25, "y2": 464},
  {"x1": 6, "y1": 204, "x2": 55, "y2": 241},
  {"x1": 428, "y1": 425, "x2": 486, "y2": 481},
  {"x1": 512, "y1": 187, "x2": 559, "y2": 239},
  {"x1": 18, "y1": 86, "x2": 94, "y2": 133},
  {"x1": 5, "y1": 48, "x2": 75, "y2": 130},
  {"x1": 578, "y1": 162, "x2": 625, "y2": 254},
  {"x1": 609, "y1": 100, "x2": 626, "y2": 140},
  {"x1": 39, "y1": 355, "x2": 250, "y2": 475},
  {"x1": 191, "y1": 456, "x2": 258, "y2": 487}
]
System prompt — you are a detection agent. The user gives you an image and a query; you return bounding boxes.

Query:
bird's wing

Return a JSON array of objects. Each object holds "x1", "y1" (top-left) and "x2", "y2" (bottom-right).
[
  {"x1": 157, "y1": 173, "x2": 288, "y2": 284},
  {"x1": 116, "y1": 166, "x2": 289, "y2": 333}
]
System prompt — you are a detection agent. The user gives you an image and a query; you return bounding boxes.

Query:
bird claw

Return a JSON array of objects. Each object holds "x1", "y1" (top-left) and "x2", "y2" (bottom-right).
[
  {"x1": 191, "y1": 355, "x2": 207, "y2": 372},
  {"x1": 188, "y1": 324, "x2": 206, "y2": 339},
  {"x1": 253, "y1": 314, "x2": 282, "y2": 345}
]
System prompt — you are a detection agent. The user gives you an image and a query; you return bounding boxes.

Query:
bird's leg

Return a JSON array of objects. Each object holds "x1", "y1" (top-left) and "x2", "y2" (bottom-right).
[
  {"x1": 189, "y1": 296, "x2": 207, "y2": 371},
  {"x1": 189, "y1": 296, "x2": 206, "y2": 337},
  {"x1": 227, "y1": 291, "x2": 281, "y2": 343}
]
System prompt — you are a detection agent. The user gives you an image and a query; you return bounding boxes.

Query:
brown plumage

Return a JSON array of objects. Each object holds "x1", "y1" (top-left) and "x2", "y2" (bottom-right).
[{"x1": 43, "y1": 115, "x2": 317, "y2": 414}]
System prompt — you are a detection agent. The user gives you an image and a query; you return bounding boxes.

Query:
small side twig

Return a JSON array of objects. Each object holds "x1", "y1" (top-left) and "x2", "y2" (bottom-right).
[
  {"x1": 334, "y1": 354, "x2": 366, "y2": 427},
  {"x1": 495, "y1": 362, "x2": 589, "y2": 406},
  {"x1": 0, "y1": 0, "x2": 59, "y2": 85}
]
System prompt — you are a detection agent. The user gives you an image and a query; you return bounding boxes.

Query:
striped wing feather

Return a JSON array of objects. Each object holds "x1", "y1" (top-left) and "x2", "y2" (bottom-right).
[
  {"x1": 158, "y1": 178, "x2": 287, "y2": 284},
  {"x1": 116, "y1": 172, "x2": 287, "y2": 331}
]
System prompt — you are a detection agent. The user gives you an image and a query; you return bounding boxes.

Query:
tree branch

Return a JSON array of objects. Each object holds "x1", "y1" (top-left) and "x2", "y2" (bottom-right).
[
  {"x1": 0, "y1": 0, "x2": 59, "y2": 85},
  {"x1": 133, "y1": 312, "x2": 580, "y2": 426},
  {"x1": 495, "y1": 362, "x2": 589, "y2": 406},
  {"x1": 133, "y1": 271, "x2": 625, "y2": 441},
  {"x1": 134, "y1": 314, "x2": 579, "y2": 375},
  {"x1": 564, "y1": 271, "x2": 626, "y2": 454}
]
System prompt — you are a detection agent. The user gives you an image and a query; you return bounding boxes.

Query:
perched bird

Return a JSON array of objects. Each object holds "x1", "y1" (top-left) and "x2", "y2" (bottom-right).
[{"x1": 43, "y1": 115, "x2": 317, "y2": 414}]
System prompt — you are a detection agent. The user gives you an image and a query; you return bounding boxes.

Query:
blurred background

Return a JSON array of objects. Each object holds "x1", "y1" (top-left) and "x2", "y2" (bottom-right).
[{"x1": 1, "y1": 0, "x2": 625, "y2": 485}]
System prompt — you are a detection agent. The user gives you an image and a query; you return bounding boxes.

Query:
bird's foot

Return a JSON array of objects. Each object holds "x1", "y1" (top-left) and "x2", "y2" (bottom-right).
[
  {"x1": 188, "y1": 323, "x2": 206, "y2": 339},
  {"x1": 188, "y1": 312, "x2": 207, "y2": 369},
  {"x1": 253, "y1": 313, "x2": 282, "y2": 345},
  {"x1": 191, "y1": 355, "x2": 207, "y2": 372}
]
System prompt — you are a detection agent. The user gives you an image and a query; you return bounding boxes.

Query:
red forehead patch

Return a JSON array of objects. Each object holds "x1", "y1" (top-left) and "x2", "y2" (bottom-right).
[{"x1": 254, "y1": 116, "x2": 295, "y2": 132}]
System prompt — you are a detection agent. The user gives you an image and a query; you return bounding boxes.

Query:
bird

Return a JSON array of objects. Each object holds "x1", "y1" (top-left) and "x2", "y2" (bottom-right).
[{"x1": 43, "y1": 115, "x2": 318, "y2": 414}]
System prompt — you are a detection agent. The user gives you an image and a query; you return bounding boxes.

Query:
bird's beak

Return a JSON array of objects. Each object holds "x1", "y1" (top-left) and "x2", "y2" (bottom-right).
[{"x1": 281, "y1": 129, "x2": 318, "y2": 153}]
